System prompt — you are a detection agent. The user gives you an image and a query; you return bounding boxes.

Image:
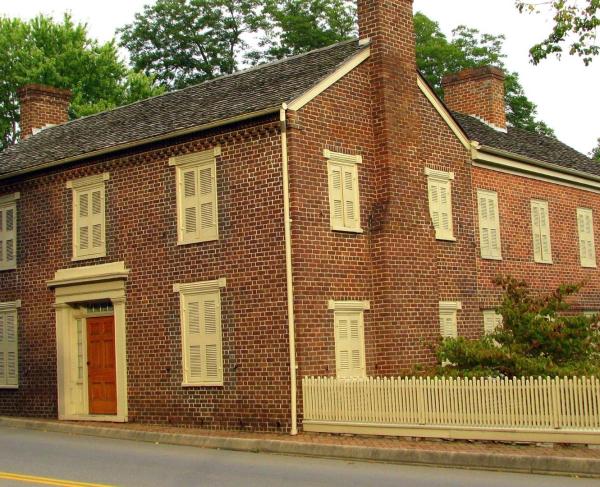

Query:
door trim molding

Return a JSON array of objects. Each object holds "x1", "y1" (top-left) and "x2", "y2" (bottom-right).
[{"x1": 51, "y1": 263, "x2": 129, "y2": 422}]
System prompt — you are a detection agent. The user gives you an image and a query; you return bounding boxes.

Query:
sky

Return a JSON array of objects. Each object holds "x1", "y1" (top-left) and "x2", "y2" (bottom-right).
[{"x1": 1, "y1": 0, "x2": 598, "y2": 155}]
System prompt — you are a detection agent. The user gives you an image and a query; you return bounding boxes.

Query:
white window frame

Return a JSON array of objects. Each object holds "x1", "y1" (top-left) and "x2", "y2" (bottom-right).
[
  {"x1": 483, "y1": 310, "x2": 503, "y2": 335},
  {"x1": 530, "y1": 199, "x2": 552, "y2": 264},
  {"x1": 170, "y1": 147, "x2": 220, "y2": 245},
  {"x1": 174, "y1": 278, "x2": 226, "y2": 387},
  {"x1": 425, "y1": 168, "x2": 455, "y2": 241},
  {"x1": 0, "y1": 193, "x2": 19, "y2": 271},
  {"x1": 67, "y1": 173, "x2": 109, "y2": 261},
  {"x1": 324, "y1": 150, "x2": 363, "y2": 233},
  {"x1": 477, "y1": 189, "x2": 502, "y2": 260},
  {"x1": 0, "y1": 300, "x2": 21, "y2": 389},
  {"x1": 328, "y1": 300, "x2": 369, "y2": 379},
  {"x1": 439, "y1": 301, "x2": 461, "y2": 338},
  {"x1": 577, "y1": 208, "x2": 596, "y2": 268}
]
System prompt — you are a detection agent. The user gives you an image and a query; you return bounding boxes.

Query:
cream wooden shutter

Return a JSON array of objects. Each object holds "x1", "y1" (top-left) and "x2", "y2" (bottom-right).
[
  {"x1": 76, "y1": 190, "x2": 91, "y2": 254},
  {"x1": 342, "y1": 165, "x2": 359, "y2": 228},
  {"x1": 439, "y1": 311, "x2": 457, "y2": 338},
  {"x1": 184, "y1": 291, "x2": 223, "y2": 385},
  {"x1": 198, "y1": 163, "x2": 218, "y2": 241},
  {"x1": 90, "y1": 189, "x2": 104, "y2": 252},
  {"x1": 483, "y1": 310, "x2": 502, "y2": 335},
  {"x1": 531, "y1": 200, "x2": 552, "y2": 263},
  {"x1": 577, "y1": 208, "x2": 596, "y2": 268},
  {"x1": 181, "y1": 168, "x2": 199, "y2": 239},
  {"x1": 334, "y1": 311, "x2": 365, "y2": 379},
  {"x1": 0, "y1": 205, "x2": 17, "y2": 269},
  {"x1": 0, "y1": 310, "x2": 18, "y2": 387},
  {"x1": 426, "y1": 170, "x2": 454, "y2": 240},
  {"x1": 328, "y1": 163, "x2": 345, "y2": 229},
  {"x1": 478, "y1": 190, "x2": 501, "y2": 259},
  {"x1": 75, "y1": 187, "x2": 105, "y2": 258}
]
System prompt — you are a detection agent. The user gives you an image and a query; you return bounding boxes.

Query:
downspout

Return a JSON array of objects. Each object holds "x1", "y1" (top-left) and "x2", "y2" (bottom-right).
[{"x1": 280, "y1": 103, "x2": 298, "y2": 435}]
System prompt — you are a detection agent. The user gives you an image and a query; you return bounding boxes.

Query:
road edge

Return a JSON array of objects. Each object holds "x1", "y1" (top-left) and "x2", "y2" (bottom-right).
[{"x1": 1, "y1": 416, "x2": 598, "y2": 478}]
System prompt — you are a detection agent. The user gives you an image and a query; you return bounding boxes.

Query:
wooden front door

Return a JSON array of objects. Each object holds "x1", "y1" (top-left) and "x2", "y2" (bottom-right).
[{"x1": 87, "y1": 316, "x2": 117, "y2": 415}]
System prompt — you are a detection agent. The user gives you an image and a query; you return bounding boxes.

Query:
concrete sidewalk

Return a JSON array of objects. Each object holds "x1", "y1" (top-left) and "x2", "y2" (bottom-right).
[{"x1": 2, "y1": 416, "x2": 600, "y2": 478}]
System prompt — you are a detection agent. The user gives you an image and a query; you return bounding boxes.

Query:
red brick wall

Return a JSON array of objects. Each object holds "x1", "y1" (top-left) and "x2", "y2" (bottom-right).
[
  {"x1": 0, "y1": 116, "x2": 294, "y2": 432},
  {"x1": 473, "y1": 166, "x2": 600, "y2": 310}
]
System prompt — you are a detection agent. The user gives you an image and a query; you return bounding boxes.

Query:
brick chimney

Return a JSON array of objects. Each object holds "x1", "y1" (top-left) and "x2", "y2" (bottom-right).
[
  {"x1": 442, "y1": 66, "x2": 507, "y2": 131},
  {"x1": 17, "y1": 84, "x2": 72, "y2": 140},
  {"x1": 357, "y1": 1, "x2": 440, "y2": 373}
]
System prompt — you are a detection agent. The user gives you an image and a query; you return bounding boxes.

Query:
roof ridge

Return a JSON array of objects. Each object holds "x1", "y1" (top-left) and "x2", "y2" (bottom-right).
[{"x1": 20, "y1": 38, "x2": 360, "y2": 140}]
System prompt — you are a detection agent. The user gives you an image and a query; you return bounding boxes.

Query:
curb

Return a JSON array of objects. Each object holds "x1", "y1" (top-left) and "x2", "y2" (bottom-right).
[{"x1": 1, "y1": 417, "x2": 599, "y2": 478}]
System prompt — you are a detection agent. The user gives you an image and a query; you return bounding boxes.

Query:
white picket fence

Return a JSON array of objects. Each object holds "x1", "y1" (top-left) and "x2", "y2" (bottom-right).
[{"x1": 302, "y1": 376, "x2": 600, "y2": 443}]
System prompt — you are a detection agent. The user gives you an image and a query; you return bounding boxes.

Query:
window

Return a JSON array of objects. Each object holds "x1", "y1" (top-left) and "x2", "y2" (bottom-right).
[
  {"x1": 0, "y1": 301, "x2": 20, "y2": 388},
  {"x1": 174, "y1": 278, "x2": 226, "y2": 386},
  {"x1": 477, "y1": 190, "x2": 502, "y2": 259},
  {"x1": 439, "y1": 301, "x2": 461, "y2": 338},
  {"x1": 67, "y1": 174, "x2": 109, "y2": 261},
  {"x1": 325, "y1": 150, "x2": 362, "y2": 233},
  {"x1": 483, "y1": 310, "x2": 503, "y2": 335},
  {"x1": 577, "y1": 208, "x2": 596, "y2": 268},
  {"x1": 426, "y1": 168, "x2": 455, "y2": 241},
  {"x1": 328, "y1": 300, "x2": 369, "y2": 379},
  {"x1": 0, "y1": 193, "x2": 19, "y2": 271},
  {"x1": 531, "y1": 200, "x2": 552, "y2": 264},
  {"x1": 170, "y1": 147, "x2": 220, "y2": 245}
]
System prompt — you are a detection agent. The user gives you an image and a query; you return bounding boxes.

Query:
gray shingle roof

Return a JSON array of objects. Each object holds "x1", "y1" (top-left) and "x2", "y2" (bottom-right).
[
  {"x1": 452, "y1": 112, "x2": 600, "y2": 177},
  {"x1": 0, "y1": 39, "x2": 365, "y2": 177}
]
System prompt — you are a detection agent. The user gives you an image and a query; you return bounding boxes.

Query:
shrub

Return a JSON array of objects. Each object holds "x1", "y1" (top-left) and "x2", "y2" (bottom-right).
[{"x1": 437, "y1": 276, "x2": 600, "y2": 377}]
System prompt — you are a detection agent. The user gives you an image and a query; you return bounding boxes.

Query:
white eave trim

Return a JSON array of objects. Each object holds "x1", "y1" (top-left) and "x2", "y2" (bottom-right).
[
  {"x1": 287, "y1": 46, "x2": 371, "y2": 111},
  {"x1": 472, "y1": 143, "x2": 600, "y2": 193}
]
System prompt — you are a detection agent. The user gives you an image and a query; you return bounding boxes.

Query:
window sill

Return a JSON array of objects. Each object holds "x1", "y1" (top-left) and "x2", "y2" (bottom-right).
[
  {"x1": 534, "y1": 259, "x2": 553, "y2": 265},
  {"x1": 72, "y1": 252, "x2": 106, "y2": 262},
  {"x1": 182, "y1": 381, "x2": 223, "y2": 388},
  {"x1": 0, "y1": 266, "x2": 17, "y2": 272},
  {"x1": 0, "y1": 385, "x2": 18, "y2": 389},
  {"x1": 331, "y1": 226, "x2": 364, "y2": 234},
  {"x1": 582, "y1": 263, "x2": 597, "y2": 269},
  {"x1": 177, "y1": 237, "x2": 219, "y2": 246},
  {"x1": 435, "y1": 235, "x2": 456, "y2": 242},
  {"x1": 481, "y1": 255, "x2": 503, "y2": 261}
]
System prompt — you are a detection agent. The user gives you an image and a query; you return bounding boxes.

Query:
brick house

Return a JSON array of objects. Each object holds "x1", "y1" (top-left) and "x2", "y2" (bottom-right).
[{"x1": 1, "y1": 0, "x2": 598, "y2": 434}]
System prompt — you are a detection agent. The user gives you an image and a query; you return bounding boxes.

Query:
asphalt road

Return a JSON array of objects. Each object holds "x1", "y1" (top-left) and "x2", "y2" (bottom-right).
[{"x1": 0, "y1": 426, "x2": 597, "y2": 487}]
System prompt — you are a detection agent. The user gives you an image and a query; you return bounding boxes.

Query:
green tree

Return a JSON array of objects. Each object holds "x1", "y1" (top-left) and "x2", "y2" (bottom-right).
[
  {"x1": 118, "y1": 0, "x2": 267, "y2": 89},
  {"x1": 415, "y1": 13, "x2": 553, "y2": 136},
  {"x1": 516, "y1": 1, "x2": 599, "y2": 65},
  {"x1": 258, "y1": 0, "x2": 355, "y2": 60},
  {"x1": 591, "y1": 138, "x2": 600, "y2": 161},
  {"x1": 437, "y1": 276, "x2": 600, "y2": 378},
  {"x1": 0, "y1": 14, "x2": 164, "y2": 149}
]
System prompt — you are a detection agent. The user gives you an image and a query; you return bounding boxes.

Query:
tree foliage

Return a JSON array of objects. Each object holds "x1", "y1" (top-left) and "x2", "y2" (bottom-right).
[
  {"x1": 258, "y1": 0, "x2": 355, "y2": 60},
  {"x1": 0, "y1": 14, "x2": 164, "y2": 149},
  {"x1": 414, "y1": 13, "x2": 554, "y2": 136},
  {"x1": 118, "y1": 0, "x2": 268, "y2": 90},
  {"x1": 516, "y1": 0, "x2": 599, "y2": 65},
  {"x1": 591, "y1": 137, "x2": 600, "y2": 161},
  {"x1": 437, "y1": 276, "x2": 600, "y2": 378}
]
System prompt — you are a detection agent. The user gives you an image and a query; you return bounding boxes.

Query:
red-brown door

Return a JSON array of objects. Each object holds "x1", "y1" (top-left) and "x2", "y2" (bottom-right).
[{"x1": 87, "y1": 316, "x2": 117, "y2": 415}]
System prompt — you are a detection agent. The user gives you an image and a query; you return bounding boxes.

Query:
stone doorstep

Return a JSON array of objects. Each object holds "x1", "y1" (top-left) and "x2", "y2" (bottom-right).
[{"x1": 1, "y1": 416, "x2": 600, "y2": 478}]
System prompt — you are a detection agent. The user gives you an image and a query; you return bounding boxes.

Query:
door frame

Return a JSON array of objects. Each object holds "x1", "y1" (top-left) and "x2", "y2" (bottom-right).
[{"x1": 48, "y1": 262, "x2": 129, "y2": 422}]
